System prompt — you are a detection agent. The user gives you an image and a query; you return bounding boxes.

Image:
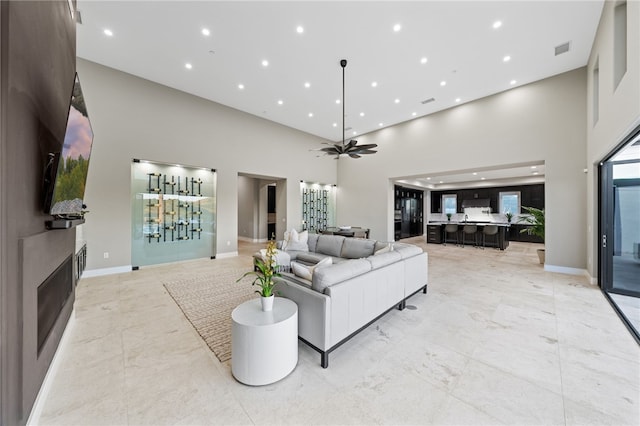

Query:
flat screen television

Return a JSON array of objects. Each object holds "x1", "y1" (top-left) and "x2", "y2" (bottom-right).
[{"x1": 43, "y1": 73, "x2": 94, "y2": 217}]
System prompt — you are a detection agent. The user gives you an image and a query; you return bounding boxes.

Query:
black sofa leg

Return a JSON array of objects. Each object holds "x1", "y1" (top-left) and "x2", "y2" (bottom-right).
[
  {"x1": 423, "y1": 285, "x2": 427, "y2": 294},
  {"x1": 397, "y1": 300, "x2": 406, "y2": 310},
  {"x1": 321, "y1": 352, "x2": 329, "y2": 368}
]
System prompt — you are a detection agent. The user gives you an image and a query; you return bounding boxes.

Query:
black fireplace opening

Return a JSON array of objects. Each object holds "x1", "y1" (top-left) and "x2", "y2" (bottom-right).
[{"x1": 37, "y1": 255, "x2": 73, "y2": 354}]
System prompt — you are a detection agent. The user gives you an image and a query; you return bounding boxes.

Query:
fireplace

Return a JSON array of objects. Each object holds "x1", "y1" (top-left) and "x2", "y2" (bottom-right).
[{"x1": 37, "y1": 255, "x2": 73, "y2": 354}]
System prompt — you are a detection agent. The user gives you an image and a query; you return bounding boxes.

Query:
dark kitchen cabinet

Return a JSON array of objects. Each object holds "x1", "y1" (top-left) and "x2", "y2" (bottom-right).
[
  {"x1": 395, "y1": 185, "x2": 424, "y2": 239},
  {"x1": 431, "y1": 183, "x2": 544, "y2": 215}
]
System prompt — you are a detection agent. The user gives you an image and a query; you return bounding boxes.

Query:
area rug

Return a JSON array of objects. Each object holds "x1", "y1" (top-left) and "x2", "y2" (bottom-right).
[{"x1": 163, "y1": 268, "x2": 256, "y2": 363}]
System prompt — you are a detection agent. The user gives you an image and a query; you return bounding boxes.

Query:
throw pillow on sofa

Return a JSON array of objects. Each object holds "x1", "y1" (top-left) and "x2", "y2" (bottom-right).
[
  {"x1": 283, "y1": 229, "x2": 309, "y2": 252},
  {"x1": 291, "y1": 257, "x2": 332, "y2": 280}
]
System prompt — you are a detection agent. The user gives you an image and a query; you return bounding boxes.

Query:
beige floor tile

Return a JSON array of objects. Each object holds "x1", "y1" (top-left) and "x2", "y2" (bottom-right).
[{"x1": 32, "y1": 239, "x2": 640, "y2": 426}]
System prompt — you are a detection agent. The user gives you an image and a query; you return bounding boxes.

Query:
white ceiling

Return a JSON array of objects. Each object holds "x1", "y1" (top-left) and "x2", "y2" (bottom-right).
[
  {"x1": 395, "y1": 162, "x2": 546, "y2": 190},
  {"x1": 76, "y1": 0, "x2": 604, "y2": 144}
]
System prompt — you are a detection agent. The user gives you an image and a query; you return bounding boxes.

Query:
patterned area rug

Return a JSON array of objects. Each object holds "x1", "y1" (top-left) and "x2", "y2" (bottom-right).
[{"x1": 163, "y1": 268, "x2": 255, "y2": 363}]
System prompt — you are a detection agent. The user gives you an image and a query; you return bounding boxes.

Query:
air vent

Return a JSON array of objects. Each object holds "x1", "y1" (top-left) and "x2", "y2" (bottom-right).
[
  {"x1": 555, "y1": 41, "x2": 571, "y2": 56},
  {"x1": 75, "y1": 10, "x2": 82, "y2": 24},
  {"x1": 421, "y1": 98, "x2": 435, "y2": 105}
]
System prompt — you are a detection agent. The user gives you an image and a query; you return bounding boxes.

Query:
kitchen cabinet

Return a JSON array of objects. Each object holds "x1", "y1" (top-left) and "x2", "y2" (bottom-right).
[
  {"x1": 426, "y1": 225, "x2": 442, "y2": 243},
  {"x1": 394, "y1": 185, "x2": 424, "y2": 239}
]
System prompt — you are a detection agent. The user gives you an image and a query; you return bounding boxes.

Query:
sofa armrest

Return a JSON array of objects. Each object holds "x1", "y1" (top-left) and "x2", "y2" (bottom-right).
[{"x1": 274, "y1": 277, "x2": 331, "y2": 350}]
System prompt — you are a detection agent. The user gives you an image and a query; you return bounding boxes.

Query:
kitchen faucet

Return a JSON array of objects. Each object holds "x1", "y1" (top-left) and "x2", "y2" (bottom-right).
[{"x1": 464, "y1": 214, "x2": 468, "y2": 222}]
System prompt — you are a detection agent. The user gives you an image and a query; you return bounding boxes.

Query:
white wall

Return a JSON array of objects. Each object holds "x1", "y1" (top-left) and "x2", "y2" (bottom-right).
[
  {"x1": 237, "y1": 175, "x2": 257, "y2": 240},
  {"x1": 587, "y1": 0, "x2": 640, "y2": 279},
  {"x1": 79, "y1": 59, "x2": 336, "y2": 271},
  {"x1": 338, "y1": 68, "x2": 588, "y2": 271}
]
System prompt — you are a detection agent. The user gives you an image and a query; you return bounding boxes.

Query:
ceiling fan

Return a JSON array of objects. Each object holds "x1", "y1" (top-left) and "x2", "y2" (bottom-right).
[{"x1": 316, "y1": 59, "x2": 378, "y2": 159}]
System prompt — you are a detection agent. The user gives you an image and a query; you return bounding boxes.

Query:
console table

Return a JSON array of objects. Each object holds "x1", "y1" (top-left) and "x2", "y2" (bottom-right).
[{"x1": 231, "y1": 297, "x2": 298, "y2": 385}]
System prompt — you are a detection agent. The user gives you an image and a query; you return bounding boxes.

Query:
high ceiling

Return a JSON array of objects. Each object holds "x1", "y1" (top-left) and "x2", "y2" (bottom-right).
[{"x1": 76, "y1": 1, "x2": 604, "y2": 144}]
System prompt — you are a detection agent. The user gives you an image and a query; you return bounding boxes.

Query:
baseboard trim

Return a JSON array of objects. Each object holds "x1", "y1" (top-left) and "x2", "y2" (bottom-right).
[
  {"x1": 544, "y1": 264, "x2": 588, "y2": 276},
  {"x1": 81, "y1": 265, "x2": 133, "y2": 278},
  {"x1": 216, "y1": 251, "x2": 238, "y2": 259}
]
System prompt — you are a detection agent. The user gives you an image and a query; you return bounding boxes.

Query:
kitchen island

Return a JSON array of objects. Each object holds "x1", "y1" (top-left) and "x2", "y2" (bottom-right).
[{"x1": 426, "y1": 222, "x2": 511, "y2": 250}]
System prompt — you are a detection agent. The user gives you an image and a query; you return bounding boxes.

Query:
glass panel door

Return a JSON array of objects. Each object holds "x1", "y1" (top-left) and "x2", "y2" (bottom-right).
[
  {"x1": 131, "y1": 160, "x2": 217, "y2": 268},
  {"x1": 609, "y1": 160, "x2": 640, "y2": 296}
]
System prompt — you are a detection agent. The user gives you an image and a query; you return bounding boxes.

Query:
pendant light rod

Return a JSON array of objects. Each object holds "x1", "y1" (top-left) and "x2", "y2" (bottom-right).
[{"x1": 341, "y1": 59, "x2": 347, "y2": 147}]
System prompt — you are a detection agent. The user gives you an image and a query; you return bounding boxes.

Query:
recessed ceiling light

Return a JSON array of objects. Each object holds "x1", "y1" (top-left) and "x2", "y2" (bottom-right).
[
  {"x1": 420, "y1": 57, "x2": 428, "y2": 64},
  {"x1": 371, "y1": 81, "x2": 378, "y2": 87},
  {"x1": 103, "y1": 29, "x2": 113, "y2": 36},
  {"x1": 201, "y1": 28, "x2": 210, "y2": 36},
  {"x1": 261, "y1": 59, "x2": 269, "y2": 67},
  {"x1": 359, "y1": 112, "x2": 365, "y2": 117},
  {"x1": 393, "y1": 23, "x2": 402, "y2": 32},
  {"x1": 352, "y1": 131, "x2": 357, "y2": 135},
  {"x1": 472, "y1": 172, "x2": 478, "y2": 175},
  {"x1": 332, "y1": 123, "x2": 337, "y2": 127},
  {"x1": 335, "y1": 99, "x2": 340, "y2": 104},
  {"x1": 308, "y1": 112, "x2": 313, "y2": 117},
  {"x1": 503, "y1": 55, "x2": 511, "y2": 62},
  {"x1": 531, "y1": 165, "x2": 537, "y2": 169},
  {"x1": 395, "y1": 98, "x2": 400, "y2": 104},
  {"x1": 455, "y1": 98, "x2": 461, "y2": 103},
  {"x1": 493, "y1": 21, "x2": 502, "y2": 29},
  {"x1": 510, "y1": 80, "x2": 517, "y2": 85},
  {"x1": 481, "y1": 177, "x2": 486, "y2": 180},
  {"x1": 296, "y1": 25, "x2": 304, "y2": 34},
  {"x1": 439, "y1": 181, "x2": 444, "y2": 184},
  {"x1": 304, "y1": 82, "x2": 311, "y2": 88},
  {"x1": 185, "y1": 63, "x2": 193, "y2": 70},
  {"x1": 277, "y1": 100, "x2": 283, "y2": 105},
  {"x1": 238, "y1": 84, "x2": 244, "y2": 90},
  {"x1": 412, "y1": 112, "x2": 417, "y2": 116},
  {"x1": 379, "y1": 123, "x2": 383, "y2": 127},
  {"x1": 533, "y1": 171, "x2": 539, "y2": 175},
  {"x1": 426, "y1": 177, "x2": 431, "y2": 180},
  {"x1": 440, "y1": 81, "x2": 446, "y2": 86}
]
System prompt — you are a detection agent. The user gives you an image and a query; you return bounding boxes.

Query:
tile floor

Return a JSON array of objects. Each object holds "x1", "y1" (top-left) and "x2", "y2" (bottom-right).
[{"x1": 31, "y1": 238, "x2": 639, "y2": 425}]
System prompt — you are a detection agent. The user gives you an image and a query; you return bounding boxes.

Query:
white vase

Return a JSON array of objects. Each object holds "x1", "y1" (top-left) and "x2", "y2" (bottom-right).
[{"x1": 261, "y1": 295, "x2": 274, "y2": 312}]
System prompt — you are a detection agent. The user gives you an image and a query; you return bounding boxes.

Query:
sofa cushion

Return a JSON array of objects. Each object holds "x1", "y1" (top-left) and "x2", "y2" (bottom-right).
[
  {"x1": 374, "y1": 242, "x2": 394, "y2": 255},
  {"x1": 340, "y1": 238, "x2": 376, "y2": 259},
  {"x1": 315, "y1": 235, "x2": 346, "y2": 257},
  {"x1": 392, "y1": 243, "x2": 423, "y2": 259},
  {"x1": 312, "y1": 259, "x2": 371, "y2": 293},
  {"x1": 367, "y1": 250, "x2": 402, "y2": 269},
  {"x1": 307, "y1": 233, "x2": 320, "y2": 252},
  {"x1": 283, "y1": 229, "x2": 309, "y2": 252},
  {"x1": 296, "y1": 252, "x2": 332, "y2": 264}
]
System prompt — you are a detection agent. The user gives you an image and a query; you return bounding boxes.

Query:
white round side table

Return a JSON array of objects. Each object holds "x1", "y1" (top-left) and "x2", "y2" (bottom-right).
[{"x1": 231, "y1": 297, "x2": 298, "y2": 386}]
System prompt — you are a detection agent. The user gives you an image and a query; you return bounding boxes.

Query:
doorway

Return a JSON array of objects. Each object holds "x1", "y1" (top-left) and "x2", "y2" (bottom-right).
[
  {"x1": 599, "y1": 125, "x2": 640, "y2": 341},
  {"x1": 237, "y1": 173, "x2": 286, "y2": 243}
]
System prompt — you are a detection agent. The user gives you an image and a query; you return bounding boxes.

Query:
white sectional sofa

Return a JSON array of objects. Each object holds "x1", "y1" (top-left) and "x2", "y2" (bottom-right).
[{"x1": 271, "y1": 233, "x2": 428, "y2": 368}]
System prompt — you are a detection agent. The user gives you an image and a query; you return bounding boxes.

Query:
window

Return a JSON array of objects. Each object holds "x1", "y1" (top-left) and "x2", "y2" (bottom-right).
[
  {"x1": 499, "y1": 191, "x2": 521, "y2": 216},
  {"x1": 442, "y1": 194, "x2": 457, "y2": 214},
  {"x1": 614, "y1": 1, "x2": 627, "y2": 89},
  {"x1": 593, "y1": 58, "x2": 599, "y2": 125}
]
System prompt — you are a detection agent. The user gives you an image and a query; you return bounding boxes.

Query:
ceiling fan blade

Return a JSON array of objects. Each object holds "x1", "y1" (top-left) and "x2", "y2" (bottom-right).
[
  {"x1": 354, "y1": 143, "x2": 378, "y2": 150},
  {"x1": 349, "y1": 153, "x2": 361, "y2": 158},
  {"x1": 346, "y1": 139, "x2": 358, "y2": 148},
  {"x1": 320, "y1": 147, "x2": 338, "y2": 153},
  {"x1": 352, "y1": 149, "x2": 377, "y2": 155}
]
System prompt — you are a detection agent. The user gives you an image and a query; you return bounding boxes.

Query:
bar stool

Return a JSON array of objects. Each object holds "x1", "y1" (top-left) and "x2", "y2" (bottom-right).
[
  {"x1": 462, "y1": 224, "x2": 478, "y2": 247},
  {"x1": 481, "y1": 225, "x2": 499, "y2": 249},
  {"x1": 443, "y1": 224, "x2": 460, "y2": 246}
]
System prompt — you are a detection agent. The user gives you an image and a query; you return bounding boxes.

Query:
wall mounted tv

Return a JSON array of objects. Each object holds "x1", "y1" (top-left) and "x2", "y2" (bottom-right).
[{"x1": 43, "y1": 73, "x2": 94, "y2": 218}]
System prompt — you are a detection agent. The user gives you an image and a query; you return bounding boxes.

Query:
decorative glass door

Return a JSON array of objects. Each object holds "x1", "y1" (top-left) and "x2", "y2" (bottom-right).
[{"x1": 131, "y1": 160, "x2": 216, "y2": 268}]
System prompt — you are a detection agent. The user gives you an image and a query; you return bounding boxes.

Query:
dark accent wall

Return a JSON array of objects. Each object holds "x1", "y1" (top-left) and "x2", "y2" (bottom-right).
[{"x1": 0, "y1": 1, "x2": 76, "y2": 425}]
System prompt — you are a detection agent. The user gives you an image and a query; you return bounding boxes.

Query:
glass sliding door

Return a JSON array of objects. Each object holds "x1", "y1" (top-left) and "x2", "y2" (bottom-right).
[{"x1": 599, "y1": 126, "x2": 640, "y2": 341}]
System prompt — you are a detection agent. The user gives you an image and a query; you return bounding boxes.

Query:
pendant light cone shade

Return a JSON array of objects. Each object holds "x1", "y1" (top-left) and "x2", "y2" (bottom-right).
[{"x1": 315, "y1": 59, "x2": 378, "y2": 159}]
